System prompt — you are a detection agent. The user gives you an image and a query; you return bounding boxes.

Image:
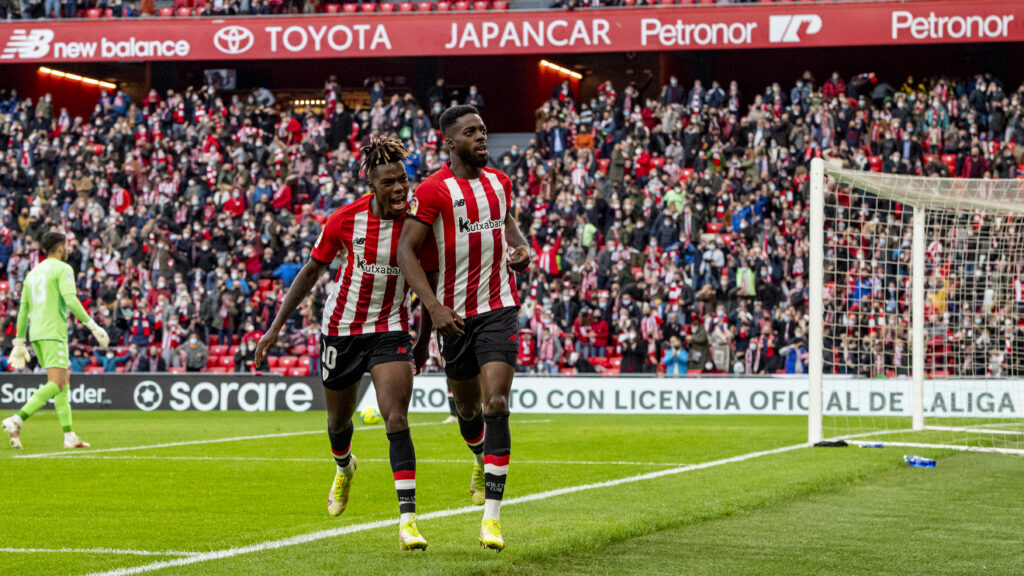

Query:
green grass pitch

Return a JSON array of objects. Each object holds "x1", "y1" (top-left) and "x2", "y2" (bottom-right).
[{"x1": 2, "y1": 411, "x2": 1023, "y2": 576}]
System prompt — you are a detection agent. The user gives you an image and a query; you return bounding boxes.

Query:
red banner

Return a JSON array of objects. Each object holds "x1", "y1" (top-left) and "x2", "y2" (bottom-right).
[{"x1": 0, "y1": 0, "x2": 1020, "y2": 63}]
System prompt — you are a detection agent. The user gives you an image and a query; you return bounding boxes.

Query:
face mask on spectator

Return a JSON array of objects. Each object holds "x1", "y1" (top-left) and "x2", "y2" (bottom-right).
[{"x1": 189, "y1": 337, "x2": 197, "y2": 345}]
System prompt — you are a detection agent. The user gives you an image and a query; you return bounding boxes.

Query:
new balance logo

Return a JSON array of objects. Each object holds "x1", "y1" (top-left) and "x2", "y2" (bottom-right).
[
  {"x1": 768, "y1": 15, "x2": 822, "y2": 43},
  {"x1": 458, "y1": 216, "x2": 502, "y2": 235},
  {"x1": 2, "y1": 29, "x2": 54, "y2": 60},
  {"x1": 454, "y1": 199, "x2": 466, "y2": 208},
  {"x1": 354, "y1": 237, "x2": 366, "y2": 246}
]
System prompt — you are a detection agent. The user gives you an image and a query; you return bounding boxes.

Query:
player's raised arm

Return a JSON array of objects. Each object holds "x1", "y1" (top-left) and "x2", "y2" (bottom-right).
[
  {"x1": 398, "y1": 220, "x2": 463, "y2": 339},
  {"x1": 254, "y1": 258, "x2": 329, "y2": 367}
]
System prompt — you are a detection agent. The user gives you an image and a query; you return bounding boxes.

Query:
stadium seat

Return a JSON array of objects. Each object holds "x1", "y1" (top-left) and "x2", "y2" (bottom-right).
[
  {"x1": 207, "y1": 356, "x2": 221, "y2": 369},
  {"x1": 86, "y1": 7, "x2": 102, "y2": 17},
  {"x1": 158, "y1": 6, "x2": 174, "y2": 16},
  {"x1": 923, "y1": 154, "x2": 938, "y2": 165},
  {"x1": 268, "y1": 356, "x2": 280, "y2": 368},
  {"x1": 940, "y1": 154, "x2": 957, "y2": 166},
  {"x1": 590, "y1": 357, "x2": 608, "y2": 368},
  {"x1": 473, "y1": 0, "x2": 489, "y2": 9},
  {"x1": 290, "y1": 344, "x2": 308, "y2": 356},
  {"x1": 0, "y1": 281, "x2": 9, "y2": 292},
  {"x1": 436, "y1": 1, "x2": 452, "y2": 9},
  {"x1": 289, "y1": 365, "x2": 310, "y2": 377},
  {"x1": 454, "y1": 0, "x2": 470, "y2": 9},
  {"x1": 168, "y1": 367, "x2": 187, "y2": 374},
  {"x1": 679, "y1": 167, "x2": 694, "y2": 181},
  {"x1": 597, "y1": 158, "x2": 610, "y2": 172},
  {"x1": 115, "y1": 365, "x2": 127, "y2": 373},
  {"x1": 493, "y1": 0, "x2": 507, "y2": 8},
  {"x1": 219, "y1": 356, "x2": 236, "y2": 368},
  {"x1": 104, "y1": 7, "x2": 113, "y2": 16},
  {"x1": 360, "y1": 2, "x2": 377, "y2": 11},
  {"x1": 559, "y1": 367, "x2": 575, "y2": 375},
  {"x1": 398, "y1": 2, "x2": 414, "y2": 10},
  {"x1": 379, "y1": 2, "x2": 395, "y2": 11},
  {"x1": 623, "y1": 0, "x2": 636, "y2": 5},
  {"x1": 325, "y1": 3, "x2": 341, "y2": 11},
  {"x1": 343, "y1": 2, "x2": 358, "y2": 10},
  {"x1": 278, "y1": 356, "x2": 299, "y2": 368},
  {"x1": 417, "y1": 1, "x2": 433, "y2": 9},
  {"x1": 706, "y1": 222, "x2": 724, "y2": 234},
  {"x1": 177, "y1": 7, "x2": 192, "y2": 15},
  {"x1": 660, "y1": 0, "x2": 676, "y2": 5},
  {"x1": 208, "y1": 335, "x2": 219, "y2": 347},
  {"x1": 85, "y1": 366, "x2": 105, "y2": 374},
  {"x1": 699, "y1": 0, "x2": 715, "y2": 4},
  {"x1": 229, "y1": 345, "x2": 241, "y2": 357},
  {"x1": 650, "y1": 157, "x2": 667, "y2": 168},
  {"x1": 209, "y1": 366, "x2": 231, "y2": 374},
  {"x1": 210, "y1": 345, "x2": 229, "y2": 356},
  {"x1": 867, "y1": 155, "x2": 882, "y2": 172}
]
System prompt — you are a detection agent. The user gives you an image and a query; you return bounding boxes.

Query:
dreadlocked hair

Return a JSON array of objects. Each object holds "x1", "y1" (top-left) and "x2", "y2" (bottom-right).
[{"x1": 360, "y1": 136, "x2": 413, "y2": 177}]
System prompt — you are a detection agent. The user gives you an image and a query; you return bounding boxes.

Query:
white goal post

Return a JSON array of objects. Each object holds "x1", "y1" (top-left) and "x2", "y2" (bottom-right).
[{"x1": 808, "y1": 157, "x2": 1024, "y2": 454}]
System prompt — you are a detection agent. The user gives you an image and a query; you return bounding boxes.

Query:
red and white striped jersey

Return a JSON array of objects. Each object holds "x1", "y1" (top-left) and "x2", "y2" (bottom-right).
[
  {"x1": 311, "y1": 194, "x2": 410, "y2": 337},
  {"x1": 409, "y1": 163, "x2": 520, "y2": 319}
]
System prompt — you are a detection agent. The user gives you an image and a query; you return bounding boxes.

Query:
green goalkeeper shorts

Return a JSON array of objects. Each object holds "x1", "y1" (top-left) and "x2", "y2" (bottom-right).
[{"x1": 32, "y1": 340, "x2": 70, "y2": 370}]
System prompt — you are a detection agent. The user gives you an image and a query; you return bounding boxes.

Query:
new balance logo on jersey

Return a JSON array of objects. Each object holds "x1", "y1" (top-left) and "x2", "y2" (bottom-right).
[
  {"x1": 458, "y1": 216, "x2": 502, "y2": 235},
  {"x1": 2, "y1": 29, "x2": 54, "y2": 60},
  {"x1": 354, "y1": 237, "x2": 366, "y2": 246},
  {"x1": 454, "y1": 198, "x2": 466, "y2": 208},
  {"x1": 357, "y1": 258, "x2": 400, "y2": 276}
]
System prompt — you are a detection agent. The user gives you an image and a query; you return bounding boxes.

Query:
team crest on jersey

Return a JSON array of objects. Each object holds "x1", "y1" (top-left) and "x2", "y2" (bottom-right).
[{"x1": 408, "y1": 197, "x2": 419, "y2": 216}]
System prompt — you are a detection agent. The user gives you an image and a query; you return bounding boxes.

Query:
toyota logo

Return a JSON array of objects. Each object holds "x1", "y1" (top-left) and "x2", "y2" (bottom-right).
[{"x1": 214, "y1": 26, "x2": 254, "y2": 55}]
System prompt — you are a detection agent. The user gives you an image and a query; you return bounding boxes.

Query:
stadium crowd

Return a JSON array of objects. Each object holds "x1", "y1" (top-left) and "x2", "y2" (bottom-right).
[{"x1": 1, "y1": 68, "x2": 1024, "y2": 378}]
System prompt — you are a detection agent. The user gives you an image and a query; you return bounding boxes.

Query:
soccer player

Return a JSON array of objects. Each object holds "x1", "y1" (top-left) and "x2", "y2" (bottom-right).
[
  {"x1": 398, "y1": 105, "x2": 531, "y2": 551},
  {"x1": 2, "y1": 232, "x2": 110, "y2": 450},
  {"x1": 254, "y1": 137, "x2": 428, "y2": 551}
]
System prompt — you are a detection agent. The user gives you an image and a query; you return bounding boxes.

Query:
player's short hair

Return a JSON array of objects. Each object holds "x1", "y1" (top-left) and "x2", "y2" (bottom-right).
[
  {"x1": 439, "y1": 105, "x2": 480, "y2": 138},
  {"x1": 360, "y1": 136, "x2": 412, "y2": 179},
  {"x1": 41, "y1": 231, "x2": 66, "y2": 254}
]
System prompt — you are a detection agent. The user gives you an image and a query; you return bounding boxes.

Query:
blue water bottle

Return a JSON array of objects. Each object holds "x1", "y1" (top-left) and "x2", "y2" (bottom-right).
[{"x1": 904, "y1": 455, "x2": 936, "y2": 468}]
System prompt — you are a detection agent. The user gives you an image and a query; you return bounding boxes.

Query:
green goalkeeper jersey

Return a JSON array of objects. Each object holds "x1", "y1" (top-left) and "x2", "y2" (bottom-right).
[{"x1": 16, "y1": 257, "x2": 91, "y2": 343}]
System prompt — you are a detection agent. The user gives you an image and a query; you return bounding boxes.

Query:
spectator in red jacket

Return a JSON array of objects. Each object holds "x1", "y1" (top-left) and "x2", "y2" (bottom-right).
[
  {"x1": 823, "y1": 72, "x2": 847, "y2": 100},
  {"x1": 271, "y1": 178, "x2": 292, "y2": 211},
  {"x1": 517, "y1": 330, "x2": 536, "y2": 373}
]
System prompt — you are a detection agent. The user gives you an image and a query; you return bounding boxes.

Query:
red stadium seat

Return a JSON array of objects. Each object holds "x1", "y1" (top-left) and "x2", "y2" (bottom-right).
[
  {"x1": 115, "y1": 365, "x2": 127, "y2": 373},
  {"x1": 623, "y1": 0, "x2": 636, "y2": 5},
  {"x1": 1004, "y1": 141, "x2": 1016, "y2": 157},
  {"x1": 417, "y1": 1, "x2": 433, "y2": 9},
  {"x1": 278, "y1": 356, "x2": 299, "y2": 369},
  {"x1": 360, "y1": 2, "x2": 377, "y2": 11},
  {"x1": 209, "y1": 345, "x2": 229, "y2": 356},
  {"x1": 597, "y1": 158, "x2": 610, "y2": 172},
  {"x1": 207, "y1": 356, "x2": 221, "y2": 369},
  {"x1": 379, "y1": 2, "x2": 395, "y2": 11},
  {"x1": 454, "y1": 1, "x2": 470, "y2": 9},
  {"x1": 493, "y1": 0, "x2": 507, "y2": 8},
  {"x1": 85, "y1": 366, "x2": 105, "y2": 374},
  {"x1": 706, "y1": 222, "x2": 724, "y2": 234},
  {"x1": 104, "y1": 7, "x2": 113, "y2": 16},
  {"x1": 699, "y1": 0, "x2": 715, "y2": 4},
  {"x1": 159, "y1": 6, "x2": 174, "y2": 16},
  {"x1": 650, "y1": 157, "x2": 667, "y2": 168},
  {"x1": 209, "y1": 366, "x2": 231, "y2": 374},
  {"x1": 343, "y1": 2, "x2": 359, "y2": 11},
  {"x1": 660, "y1": 0, "x2": 676, "y2": 5},
  {"x1": 398, "y1": 2, "x2": 414, "y2": 10},
  {"x1": 325, "y1": 3, "x2": 341, "y2": 11},
  {"x1": 219, "y1": 356, "x2": 236, "y2": 368},
  {"x1": 590, "y1": 357, "x2": 608, "y2": 368},
  {"x1": 86, "y1": 7, "x2": 102, "y2": 17},
  {"x1": 177, "y1": 7, "x2": 192, "y2": 15},
  {"x1": 0, "y1": 281, "x2": 9, "y2": 292},
  {"x1": 940, "y1": 153, "x2": 957, "y2": 165},
  {"x1": 867, "y1": 155, "x2": 882, "y2": 173},
  {"x1": 208, "y1": 335, "x2": 219, "y2": 347},
  {"x1": 473, "y1": 0, "x2": 489, "y2": 9},
  {"x1": 290, "y1": 344, "x2": 308, "y2": 357},
  {"x1": 229, "y1": 345, "x2": 241, "y2": 357},
  {"x1": 168, "y1": 367, "x2": 187, "y2": 374},
  {"x1": 922, "y1": 154, "x2": 938, "y2": 165},
  {"x1": 679, "y1": 167, "x2": 694, "y2": 181},
  {"x1": 436, "y1": 1, "x2": 452, "y2": 9},
  {"x1": 289, "y1": 365, "x2": 310, "y2": 377},
  {"x1": 268, "y1": 356, "x2": 280, "y2": 368}
]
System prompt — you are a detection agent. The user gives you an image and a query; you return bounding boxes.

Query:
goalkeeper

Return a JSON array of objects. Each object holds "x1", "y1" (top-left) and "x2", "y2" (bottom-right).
[{"x1": 2, "y1": 232, "x2": 109, "y2": 450}]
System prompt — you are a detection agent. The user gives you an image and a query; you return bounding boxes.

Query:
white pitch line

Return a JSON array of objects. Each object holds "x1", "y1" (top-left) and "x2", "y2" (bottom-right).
[
  {"x1": 83, "y1": 441, "x2": 809, "y2": 576},
  {"x1": 847, "y1": 440, "x2": 1024, "y2": 456},
  {"x1": 0, "y1": 547, "x2": 198, "y2": 557},
  {"x1": 15, "y1": 419, "x2": 554, "y2": 460},
  {"x1": 36, "y1": 455, "x2": 687, "y2": 467}
]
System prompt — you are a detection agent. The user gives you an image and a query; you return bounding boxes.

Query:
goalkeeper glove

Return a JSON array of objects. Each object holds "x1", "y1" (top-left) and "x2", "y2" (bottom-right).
[
  {"x1": 85, "y1": 319, "x2": 110, "y2": 349},
  {"x1": 9, "y1": 338, "x2": 30, "y2": 371}
]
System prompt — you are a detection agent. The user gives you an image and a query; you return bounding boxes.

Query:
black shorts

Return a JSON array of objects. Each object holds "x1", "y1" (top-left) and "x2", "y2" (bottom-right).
[
  {"x1": 441, "y1": 306, "x2": 519, "y2": 381},
  {"x1": 320, "y1": 332, "x2": 413, "y2": 391}
]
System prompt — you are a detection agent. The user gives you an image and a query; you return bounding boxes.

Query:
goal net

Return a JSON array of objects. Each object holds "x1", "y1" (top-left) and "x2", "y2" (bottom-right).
[{"x1": 808, "y1": 158, "x2": 1024, "y2": 455}]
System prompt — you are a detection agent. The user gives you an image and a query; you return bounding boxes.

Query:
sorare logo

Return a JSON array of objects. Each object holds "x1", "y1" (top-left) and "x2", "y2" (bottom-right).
[
  {"x1": 134, "y1": 380, "x2": 164, "y2": 411},
  {"x1": 768, "y1": 15, "x2": 823, "y2": 43},
  {"x1": 213, "y1": 25, "x2": 255, "y2": 55}
]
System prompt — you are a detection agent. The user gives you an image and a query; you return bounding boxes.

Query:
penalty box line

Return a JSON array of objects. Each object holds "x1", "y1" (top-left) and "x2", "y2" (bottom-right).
[
  {"x1": 16, "y1": 420, "x2": 554, "y2": 460},
  {"x1": 82, "y1": 441, "x2": 809, "y2": 576},
  {"x1": 38, "y1": 455, "x2": 690, "y2": 467}
]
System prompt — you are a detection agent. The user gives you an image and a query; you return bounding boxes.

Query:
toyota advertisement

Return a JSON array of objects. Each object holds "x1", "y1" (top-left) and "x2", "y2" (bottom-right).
[{"x1": 0, "y1": 1, "x2": 1020, "y2": 63}]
